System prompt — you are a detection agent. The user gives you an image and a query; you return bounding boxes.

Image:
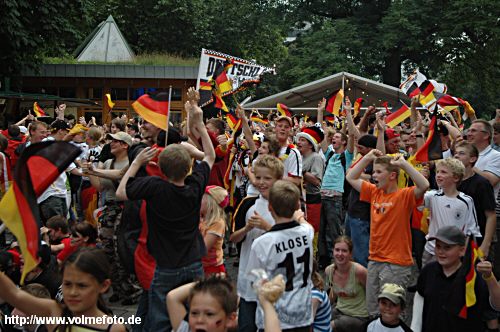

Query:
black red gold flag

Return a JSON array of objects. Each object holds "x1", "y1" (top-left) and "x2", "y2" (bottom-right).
[
  {"x1": 325, "y1": 89, "x2": 344, "y2": 116},
  {"x1": 385, "y1": 100, "x2": 410, "y2": 128},
  {"x1": 0, "y1": 141, "x2": 81, "y2": 283},
  {"x1": 33, "y1": 102, "x2": 46, "y2": 117},
  {"x1": 132, "y1": 93, "x2": 169, "y2": 129},
  {"x1": 414, "y1": 111, "x2": 443, "y2": 162},
  {"x1": 277, "y1": 103, "x2": 292, "y2": 117}
]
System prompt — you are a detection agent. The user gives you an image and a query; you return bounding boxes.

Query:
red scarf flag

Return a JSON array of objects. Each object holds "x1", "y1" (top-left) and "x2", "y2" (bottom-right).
[
  {"x1": 0, "y1": 141, "x2": 81, "y2": 283},
  {"x1": 33, "y1": 102, "x2": 46, "y2": 117},
  {"x1": 105, "y1": 94, "x2": 115, "y2": 109},
  {"x1": 213, "y1": 59, "x2": 233, "y2": 96},
  {"x1": 385, "y1": 100, "x2": 410, "y2": 128},
  {"x1": 132, "y1": 92, "x2": 169, "y2": 129},
  {"x1": 325, "y1": 89, "x2": 344, "y2": 116},
  {"x1": 277, "y1": 103, "x2": 292, "y2": 117},
  {"x1": 414, "y1": 111, "x2": 443, "y2": 162},
  {"x1": 353, "y1": 98, "x2": 364, "y2": 117}
]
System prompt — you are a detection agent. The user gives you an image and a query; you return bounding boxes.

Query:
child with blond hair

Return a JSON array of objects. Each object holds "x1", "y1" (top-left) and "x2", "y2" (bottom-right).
[{"x1": 200, "y1": 185, "x2": 229, "y2": 276}]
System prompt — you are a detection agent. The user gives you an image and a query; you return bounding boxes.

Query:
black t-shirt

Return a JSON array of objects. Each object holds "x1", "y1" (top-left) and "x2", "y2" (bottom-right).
[
  {"x1": 417, "y1": 261, "x2": 490, "y2": 332},
  {"x1": 125, "y1": 161, "x2": 210, "y2": 268},
  {"x1": 347, "y1": 164, "x2": 372, "y2": 221},
  {"x1": 458, "y1": 173, "x2": 496, "y2": 242}
]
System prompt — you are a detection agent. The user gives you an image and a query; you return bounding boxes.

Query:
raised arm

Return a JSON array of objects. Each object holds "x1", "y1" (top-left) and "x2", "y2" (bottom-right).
[
  {"x1": 346, "y1": 149, "x2": 381, "y2": 192},
  {"x1": 236, "y1": 105, "x2": 257, "y2": 154},
  {"x1": 190, "y1": 103, "x2": 215, "y2": 168},
  {"x1": 166, "y1": 281, "x2": 196, "y2": 331},
  {"x1": 116, "y1": 147, "x2": 158, "y2": 201}
]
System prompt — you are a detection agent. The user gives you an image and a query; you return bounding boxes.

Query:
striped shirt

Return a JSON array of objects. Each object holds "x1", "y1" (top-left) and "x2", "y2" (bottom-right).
[{"x1": 312, "y1": 288, "x2": 332, "y2": 332}]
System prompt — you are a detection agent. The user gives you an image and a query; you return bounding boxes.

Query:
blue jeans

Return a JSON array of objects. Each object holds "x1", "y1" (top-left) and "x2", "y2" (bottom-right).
[
  {"x1": 345, "y1": 214, "x2": 370, "y2": 267},
  {"x1": 238, "y1": 298, "x2": 257, "y2": 332},
  {"x1": 133, "y1": 290, "x2": 148, "y2": 332},
  {"x1": 147, "y1": 261, "x2": 203, "y2": 332},
  {"x1": 318, "y1": 196, "x2": 343, "y2": 264}
]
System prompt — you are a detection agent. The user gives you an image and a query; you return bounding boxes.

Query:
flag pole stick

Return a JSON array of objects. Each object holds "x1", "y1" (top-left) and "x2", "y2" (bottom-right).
[
  {"x1": 165, "y1": 86, "x2": 172, "y2": 147},
  {"x1": 341, "y1": 73, "x2": 345, "y2": 114}
]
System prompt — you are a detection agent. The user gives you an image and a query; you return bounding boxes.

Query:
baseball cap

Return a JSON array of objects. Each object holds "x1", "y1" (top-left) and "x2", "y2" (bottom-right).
[
  {"x1": 50, "y1": 119, "x2": 69, "y2": 132},
  {"x1": 106, "y1": 132, "x2": 133, "y2": 146},
  {"x1": 428, "y1": 225, "x2": 466, "y2": 246},
  {"x1": 378, "y1": 283, "x2": 406, "y2": 306},
  {"x1": 276, "y1": 116, "x2": 293, "y2": 127}
]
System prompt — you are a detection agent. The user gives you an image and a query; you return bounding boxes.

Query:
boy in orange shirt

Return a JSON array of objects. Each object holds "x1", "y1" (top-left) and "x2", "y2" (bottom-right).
[{"x1": 346, "y1": 149, "x2": 429, "y2": 316}]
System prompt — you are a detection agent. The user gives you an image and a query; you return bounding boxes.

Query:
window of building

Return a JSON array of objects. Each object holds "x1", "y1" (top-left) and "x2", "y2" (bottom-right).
[
  {"x1": 110, "y1": 88, "x2": 128, "y2": 101},
  {"x1": 91, "y1": 88, "x2": 103, "y2": 100}
]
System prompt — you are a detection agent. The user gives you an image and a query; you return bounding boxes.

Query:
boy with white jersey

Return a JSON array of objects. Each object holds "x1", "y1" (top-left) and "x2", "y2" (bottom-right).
[
  {"x1": 245, "y1": 180, "x2": 314, "y2": 332},
  {"x1": 422, "y1": 158, "x2": 481, "y2": 265},
  {"x1": 229, "y1": 155, "x2": 284, "y2": 332}
]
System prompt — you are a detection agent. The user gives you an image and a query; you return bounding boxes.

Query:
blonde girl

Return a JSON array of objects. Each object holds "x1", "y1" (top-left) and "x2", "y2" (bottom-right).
[{"x1": 200, "y1": 185, "x2": 229, "y2": 276}]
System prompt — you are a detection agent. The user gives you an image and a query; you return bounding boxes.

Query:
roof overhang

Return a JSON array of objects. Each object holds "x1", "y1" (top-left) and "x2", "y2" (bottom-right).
[
  {"x1": 247, "y1": 71, "x2": 409, "y2": 112},
  {"x1": 0, "y1": 91, "x2": 100, "y2": 107}
]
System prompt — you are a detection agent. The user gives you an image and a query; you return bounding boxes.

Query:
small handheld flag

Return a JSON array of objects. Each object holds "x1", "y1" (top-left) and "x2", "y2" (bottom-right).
[
  {"x1": 105, "y1": 94, "x2": 115, "y2": 109},
  {"x1": 132, "y1": 93, "x2": 169, "y2": 130},
  {"x1": 277, "y1": 103, "x2": 292, "y2": 117},
  {"x1": 325, "y1": 89, "x2": 344, "y2": 116},
  {"x1": 33, "y1": 102, "x2": 46, "y2": 117},
  {"x1": 353, "y1": 98, "x2": 364, "y2": 117}
]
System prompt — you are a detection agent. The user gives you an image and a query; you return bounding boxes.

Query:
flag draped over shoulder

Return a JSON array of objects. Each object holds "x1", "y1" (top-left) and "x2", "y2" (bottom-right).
[
  {"x1": 325, "y1": 89, "x2": 344, "y2": 116},
  {"x1": 0, "y1": 141, "x2": 81, "y2": 283},
  {"x1": 414, "y1": 111, "x2": 443, "y2": 162},
  {"x1": 105, "y1": 94, "x2": 115, "y2": 109},
  {"x1": 444, "y1": 237, "x2": 482, "y2": 318},
  {"x1": 277, "y1": 103, "x2": 291, "y2": 117},
  {"x1": 385, "y1": 100, "x2": 410, "y2": 128},
  {"x1": 33, "y1": 102, "x2": 46, "y2": 117},
  {"x1": 132, "y1": 93, "x2": 169, "y2": 129}
]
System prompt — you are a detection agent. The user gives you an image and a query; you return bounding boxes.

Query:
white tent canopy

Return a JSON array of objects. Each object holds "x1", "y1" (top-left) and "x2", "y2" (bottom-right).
[{"x1": 246, "y1": 72, "x2": 410, "y2": 113}]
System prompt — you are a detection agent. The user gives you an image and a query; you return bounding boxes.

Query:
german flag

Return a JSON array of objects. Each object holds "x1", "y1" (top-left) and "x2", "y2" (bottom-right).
[
  {"x1": 353, "y1": 98, "x2": 364, "y2": 117},
  {"x1": 105, "y1": 94, "x2": 115, "y2": 109},
  {"x1": 214, "y1": 93, "x2": 229, "y2": 113},
  {"x1": 325, "y1": 89, "x2": 344, "y2": 116},
  {"x1": 226, "y1": 110, "x2": 242, "y2": 132},
  {"x1": 0, "y1": 141, "x2": 81, "y2": 283},
  {"x1": 199, "y1": 79, "x2": 214, "y2": 107},
  {"x1": 250, "y1": 116, "x2": 269, "y2": 125},
  {"x1": 385, "y1": 100, "x2": 410, "y2": 128},
  {"x1": 324, "y1": 114, "x2": 336, "y2": 124},
  {"x1": 414, "y1": 111, "x2": 443, "y2": 162},
  {"x1": 213, "y1": 59, "x2": 233, "y2": 96},
  {"x1": 277, "y1": 103, "x2": 291, "y2": 117},
  {"x1": 381, "y1": 101, "x2": 390, "y2": 115},
  {"x1": 33, "y1": 102, "x2": 46, "y2": 117},
  {"x1": 445, "y1": 237, "x2": 482, "y2": 318},
  {"x1": 132, "y1": 93, "x2": 169, "y2": 130}
]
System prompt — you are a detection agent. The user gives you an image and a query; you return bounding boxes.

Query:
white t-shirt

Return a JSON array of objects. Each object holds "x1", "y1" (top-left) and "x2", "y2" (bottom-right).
[
  {"x1": 246, "y1": 222, "x2": 314, "y2": 330},
  {"x1": 279, "y1": 145, "x2": 303, "y2": 179},
  {"x1": 475, "y1": 145, "x2": 500, "y2": 198},
  {"x1": 424, "y1": 189, "x2": 481, "y2": 255},
  {"x1": 236, "y1": 195, "x2": 275, "y2": 301}
]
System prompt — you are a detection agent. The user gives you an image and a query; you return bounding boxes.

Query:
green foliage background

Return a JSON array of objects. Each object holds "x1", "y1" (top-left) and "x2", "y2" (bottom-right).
[{"x1": 0, "y1": 0, "x2": 498, "y2": 116}]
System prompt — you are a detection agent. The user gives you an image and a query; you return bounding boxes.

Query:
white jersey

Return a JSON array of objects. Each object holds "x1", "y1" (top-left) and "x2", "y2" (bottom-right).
[
  {"x1": 246, "y1": 221, "x2": 314, "y2": 330},
  {"x1": 424, "y1": 189, "x2": 481, "y2": 254},
  {"x1": 236, "y1": 196, "x2": 275, "y2": 300},
  {"x1": 279, "y1": 145, "x2": 303, "y2": 179}
]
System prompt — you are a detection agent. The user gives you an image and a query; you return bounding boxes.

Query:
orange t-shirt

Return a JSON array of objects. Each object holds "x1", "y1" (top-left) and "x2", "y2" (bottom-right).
[
  {"x1": 200, "y1": 218, "x2": 225, "y2": 267},
  {"x1": 360, "y1": 181, "x2": 416, "y2": 266}
]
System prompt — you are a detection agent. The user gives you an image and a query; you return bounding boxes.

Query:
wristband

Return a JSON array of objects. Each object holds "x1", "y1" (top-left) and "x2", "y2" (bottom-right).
[
  {"x1": 416, "y1": 134, "x2": 424, "y2": 138},
  {"x1": 482, "y1": 273, "x2": 495, "y2": 281}
]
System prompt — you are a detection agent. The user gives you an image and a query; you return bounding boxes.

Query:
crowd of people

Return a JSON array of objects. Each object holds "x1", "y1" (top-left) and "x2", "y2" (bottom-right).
[{"x1": 0, "y1": 87, "x2": 500, "y2": 332}]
